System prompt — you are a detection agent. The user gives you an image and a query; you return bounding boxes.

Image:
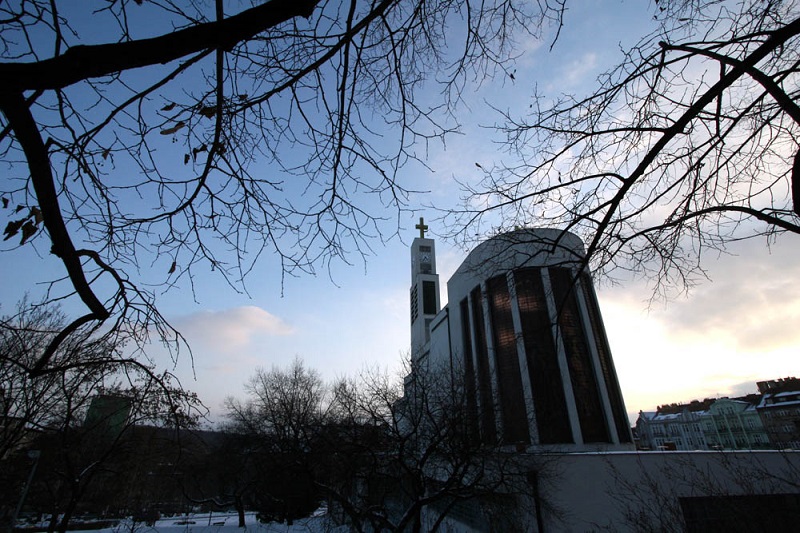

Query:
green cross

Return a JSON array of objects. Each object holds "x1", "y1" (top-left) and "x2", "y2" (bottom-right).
[{"x1": 415, "y1": 217, "x2": 428, "y2": 238}]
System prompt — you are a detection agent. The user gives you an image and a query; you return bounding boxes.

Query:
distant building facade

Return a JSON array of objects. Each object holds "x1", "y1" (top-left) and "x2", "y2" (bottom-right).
[
  {"x1": 758, "y1": 378, "x2": 800, "y2": 449},
  {"x1": 636, "y1": 381, "x2": 799, "y2": 451},
  {"x1": 84, "y1": 394, "x2": 133, "y2": 438},
  {"x1": 702, "y1": 397, "x2": 770, "y2": 450},
  {"x1": 637, "y1": 405, "x2": 710, "y2": 451}
]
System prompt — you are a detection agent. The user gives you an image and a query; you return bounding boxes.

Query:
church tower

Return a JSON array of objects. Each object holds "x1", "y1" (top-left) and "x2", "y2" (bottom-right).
[{"x1": 409, "y1": 217, "x2": 440, "y2": 358}]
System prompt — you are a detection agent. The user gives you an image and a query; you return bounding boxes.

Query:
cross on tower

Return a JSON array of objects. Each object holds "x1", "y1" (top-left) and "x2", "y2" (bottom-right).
[{"x1": 415, "y1": 217, "x2": 428, "y2": 238}]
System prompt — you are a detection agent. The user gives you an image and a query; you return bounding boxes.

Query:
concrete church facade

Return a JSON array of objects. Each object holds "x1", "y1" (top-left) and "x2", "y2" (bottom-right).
[
  {"x1": 403, "y1": 225, "x2": 800, "y2": 532},
  {"x1": 409, "y1": 226, "x2": 632, "y2": 452}
]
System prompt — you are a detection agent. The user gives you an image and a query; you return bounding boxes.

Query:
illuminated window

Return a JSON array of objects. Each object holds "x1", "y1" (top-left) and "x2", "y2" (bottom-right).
[{"x1": 487, "y1": 275, "x2": 530, "y2": 444}]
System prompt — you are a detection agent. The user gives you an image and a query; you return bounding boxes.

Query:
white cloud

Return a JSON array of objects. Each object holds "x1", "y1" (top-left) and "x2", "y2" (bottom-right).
[
  {"x1": 173, "y1": 306, "x2": 294, "y2": 354},
  {"x1": 597, "y1": 235, "x2": 800, "y2": 421},
  {"x1": 648, "y1": 239, "x2": 800, "y2": 352},
  {"x1": 514, "y1": 32, "x2": 546, "y2": 68},
  {"x1": 168, "y1": 306, "x2": 295, "y2": 395},
  {"x1": 150, "y1": 307, "x2": 294, "y2": 420},
  {"x1": 545, "y1": 52, "x2": 598, "y2": 92}
]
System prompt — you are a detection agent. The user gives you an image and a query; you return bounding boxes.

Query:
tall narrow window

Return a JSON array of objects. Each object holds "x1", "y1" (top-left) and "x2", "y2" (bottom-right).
[
  {"x1": 515, "y1": 268, "x2": 573, "y2": 444},
  {"x1": 487, "y1": 275, "x2": 530, "y2": 444},
  {"x1": 423, "y1": 280, "x2": 437, "y2": 315},
  {"x1": 460, "y1": 298, "x2": 480, "y2": 444},
  {"x1": 471, "y1": 286, "x2": 497, "y2": 445},
  {"x1": 410, "y1": 285, "x2": 418, "y2": 323},
  {"x1": 581, "y1": 273, "x2": 632, "y2": 443},
  {"x1": 550, "y1": 267, "x2": 609, "y2": 443}
]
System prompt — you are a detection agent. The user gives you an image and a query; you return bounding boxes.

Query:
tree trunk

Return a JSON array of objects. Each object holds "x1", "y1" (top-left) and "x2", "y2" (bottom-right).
[
  {"x1": 412, "y1": 510, "x2": 422, "y2": 533},
  {"x1": 57, "y1": 501, "x2": 75, "y2": 533},
  {"x1": 56, "y1": 481, "x2": 85, "y2": 533},
  {"x1": 46, "y1": 511, "x2": 58, "y2": 533},
  {"x1": 235, "y1": 497, "x2": 245, "y2": 528}
]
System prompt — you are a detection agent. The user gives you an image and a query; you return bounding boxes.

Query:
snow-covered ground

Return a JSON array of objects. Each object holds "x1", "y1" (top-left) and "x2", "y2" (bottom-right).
[{"x1": 67, "y1": 511, "x2": 347, "y2": 533}]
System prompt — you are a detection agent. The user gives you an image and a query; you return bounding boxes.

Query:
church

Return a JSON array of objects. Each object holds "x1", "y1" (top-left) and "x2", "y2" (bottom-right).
[
  {"x1": 408, "y1": 222, "x2": 632, "y2": 452},
  {"x1": 402, "y1": 222, "x2": 800, "y2": 532}
]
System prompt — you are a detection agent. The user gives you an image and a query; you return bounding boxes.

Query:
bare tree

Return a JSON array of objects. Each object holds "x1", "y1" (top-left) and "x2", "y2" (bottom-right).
[
  {"x1": 0, "y1": 299, "x2": 202, "y2": 532},
  {"x1": 219, "y1": 358, "x2": 548, "y2": 531},
  {"x1": 223, "y1": 358, "x2": 329, "y2": 524},
  {"x1": 597, "y1": 451, "x2": 800, "y2": 532},
  {"x1": 181, "y1": 429, "x2": 262, "y2": 528},
  {"x1": 0, "y1": 0, "x2": 566, "y2": 370},
  {"x1": 1, "y1": 298, "x2": 203, "y2": 449},
  {"x1": 446, "y1": 0, "x2": 800, "y2": 296},
  {"x1": 1, "y1": 300, "x2": 74, "y2": 459},
  {"x1": 28, "y1": 370, "x2": 201, "y2": 533},
  {"x1": 320, "y1": 362, "x2": 545, "y2": 533},
  {"x1": 1, "y1": 300, "x2": 126, "y2": 459},
  {"x1": 227, "y1": 357, "x2": 328, "y2": 449}
]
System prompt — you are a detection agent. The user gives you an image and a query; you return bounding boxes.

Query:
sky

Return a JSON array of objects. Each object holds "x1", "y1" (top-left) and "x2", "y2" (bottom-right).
[{"x1": 1, "y1": 0, "x2": 797, "y2": 426}]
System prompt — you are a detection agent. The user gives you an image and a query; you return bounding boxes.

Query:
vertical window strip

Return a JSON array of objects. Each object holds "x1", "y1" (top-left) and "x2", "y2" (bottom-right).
[
  {"x1": 515, "y1": 268, "x2": 574, "y2": 444},
  {"x1": 410, "y1": 285, "x2": 418, "y2": 323},
  {"x1": 487, "y1": 275, "x2": 530, "y2": 444},
  {"x1": 460, "y1": 298, "x2": 480, "y2": 444},
  {"x1": 550, "y1": 267, "x2": 610, "y2": 444},
  {"x1": 580, "y1": 273, "x2": 632, "y2": 443},
  {"x1": 471, "y1": 286, "x2": 497, "y2": 445},
  {"x1": 423, "y1": 280, "x2": 437, "y2": 315}
]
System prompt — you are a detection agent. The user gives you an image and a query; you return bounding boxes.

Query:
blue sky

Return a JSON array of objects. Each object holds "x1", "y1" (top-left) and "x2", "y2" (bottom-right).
[{"x1": 2, "y1": 0, "x2": 797, "y2": 424}]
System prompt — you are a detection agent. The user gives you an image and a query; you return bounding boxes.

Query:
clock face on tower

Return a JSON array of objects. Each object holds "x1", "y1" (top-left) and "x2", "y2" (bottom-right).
[{"x1": 418, "y1": 245, "x2": 432, "y2": 273}]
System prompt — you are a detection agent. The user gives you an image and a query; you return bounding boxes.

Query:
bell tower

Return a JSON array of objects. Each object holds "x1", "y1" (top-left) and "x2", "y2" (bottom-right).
[{"x1": 410, "y1": 217, "x2": 440, "y2": 357}]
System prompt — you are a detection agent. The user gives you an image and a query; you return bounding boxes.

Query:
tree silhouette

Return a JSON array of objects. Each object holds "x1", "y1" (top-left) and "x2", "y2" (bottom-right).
[
  {"x1": 0, "y1": 0, "x2": 564, "y2": 371},
  {"x1": 0, "y1": 300, "x2": 201, "y2": 532},
  {"x1": 447, "y1": 0, "x2": 800, "y2": 296},
  {"x1": 319, "y1": 362, "x2": 547, "y2": 532},
  {"x1": 223, "y1": 358, "x2": 329, "y2": 524}
]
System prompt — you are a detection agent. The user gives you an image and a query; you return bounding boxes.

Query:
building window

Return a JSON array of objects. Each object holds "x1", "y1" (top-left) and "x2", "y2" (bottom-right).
[
  {"x1": 422, "y1": 280, "x2": 437, "y2": 315},
  {"x1": 580, "y1": 272, "x2": 632, "y2": 443},
  {"x1": 410, "y1": 285, "x2": 418, "y2": 323},
  {"x1": 459, "y1": 298, "x2": 480, "y2": 444},
  {"x1": 681, "y1": 494, "x2": 800, "y2": 532},
  {"x1": 514, "y1": 268, "x2": 573, "y2": 444},
  {"x1": 471, "y1": 286, "x2": 497, "y2": 445},
  {"x1": 550, "y1": 267, "x2": 610, "y2": 443},
  {"x1": 487, "y1": 275, "x2": 530, "y2": 444}
]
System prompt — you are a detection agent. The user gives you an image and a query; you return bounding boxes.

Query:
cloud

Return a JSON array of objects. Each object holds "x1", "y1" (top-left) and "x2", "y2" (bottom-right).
[
  {"x1": 159, "y1": 306, "x2": 296, "y2": 418},
  {"x1": 545, "y1": 52, "x2": 598, "y2": 92},
  {"x1": 649, "y1": 239, "x2": 800, "y2": 352},
  {"x1": 725, "y1": 379, "x2": 760, "y2": 397},
  {"x1": 172, "y1": 306, "x2": 294, "y2": 363},
  {"x1": 597, "y1": 232, "x2": 800, "y2": 353},
  {"x1": 597, "y1": 235, "x2": 800, "y2": 419}
]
